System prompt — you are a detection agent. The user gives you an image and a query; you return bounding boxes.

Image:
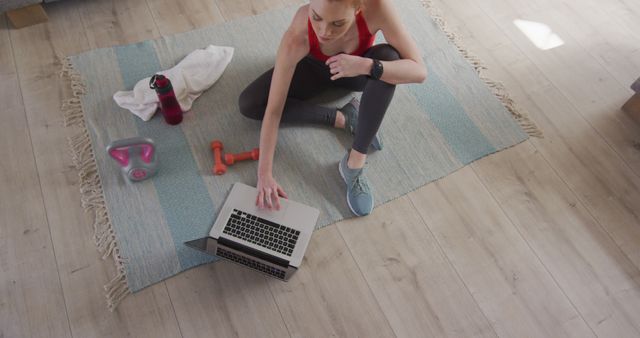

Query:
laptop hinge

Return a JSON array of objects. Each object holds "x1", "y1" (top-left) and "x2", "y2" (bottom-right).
[{"x1": 218, "y1": 237, "x2": 289, "y2": 268}]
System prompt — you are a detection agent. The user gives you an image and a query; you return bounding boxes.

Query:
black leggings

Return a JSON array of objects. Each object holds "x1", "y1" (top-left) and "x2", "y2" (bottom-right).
[{"x1": 238, "y1": 43, "x2": 399, "y2": 154}]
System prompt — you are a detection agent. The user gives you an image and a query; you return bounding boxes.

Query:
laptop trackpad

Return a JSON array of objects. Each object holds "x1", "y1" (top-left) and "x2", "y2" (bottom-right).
[{"x1": 241, "y1": 200, "x2": 289, "y2": 224}]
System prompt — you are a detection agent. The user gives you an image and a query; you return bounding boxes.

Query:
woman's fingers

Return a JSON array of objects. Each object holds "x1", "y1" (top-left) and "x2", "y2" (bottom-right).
[
  {"x1": 328, "y1": 62, "x2": 345, "y2": 79},
  {"x1": 277, "y1": 186, "x2": 288, "y2": 199},
  {"x1": 271, "y1": 188, "x2": 281, "y2": 210},
  {"x1": 325, "y1": 56, "x2": 338, "y2": 65},
  {"x1": 264, "y1": 188, "x2": 273, "y2": 209},
  {"x1": 257, "y1": 190, "x2": 264, "y2": 208},
  {"x1": 330, "y1": 65, "x2": 342, "y2": 79},
  {"x1": 257, "y1": 183, "x2": 287, "y2": 211}
]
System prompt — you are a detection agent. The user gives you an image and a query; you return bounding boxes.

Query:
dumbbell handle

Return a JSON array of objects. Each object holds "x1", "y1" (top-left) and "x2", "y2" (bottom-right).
[
  {"x1": 224, "y1": 148, "x2": 259, "y2": 165},
  {"x1": 210, "y1": 140, "x2": 227, "y2": 175}
]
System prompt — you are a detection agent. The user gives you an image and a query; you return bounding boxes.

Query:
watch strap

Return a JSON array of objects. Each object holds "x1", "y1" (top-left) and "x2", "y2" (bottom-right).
[{"x1": 370, "y1": 59, "x2": 383, "y2": 80}]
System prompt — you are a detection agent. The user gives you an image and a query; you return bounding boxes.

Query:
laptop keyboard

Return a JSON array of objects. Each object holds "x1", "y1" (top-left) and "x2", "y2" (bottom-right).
[
  {"x1": 216, "y1": 247, "x2": 286, "y2": 280},
  {"x1": 223, "y1": 209, "x2": 300, "y2": 256}
]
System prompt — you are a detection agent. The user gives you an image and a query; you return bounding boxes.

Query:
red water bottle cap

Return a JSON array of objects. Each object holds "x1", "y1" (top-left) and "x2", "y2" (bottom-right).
[{"x1": 150, "y1": 74, "x2": 172, "y2": 94}]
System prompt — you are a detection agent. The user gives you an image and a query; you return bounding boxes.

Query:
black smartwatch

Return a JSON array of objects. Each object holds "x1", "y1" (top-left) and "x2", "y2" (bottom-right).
[{"x1": 369, "y1": 59, "x2": 383, "y2": 80}]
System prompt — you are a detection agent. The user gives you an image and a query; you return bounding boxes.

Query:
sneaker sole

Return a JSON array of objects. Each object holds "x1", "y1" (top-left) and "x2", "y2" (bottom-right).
[{"x1": 338, "y1": 160, "x2": 374, "y2": 217}]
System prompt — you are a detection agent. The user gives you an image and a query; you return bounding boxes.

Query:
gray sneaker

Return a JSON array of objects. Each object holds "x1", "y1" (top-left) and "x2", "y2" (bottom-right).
[
  {"x1": 339, "y1": 97, "x2": 383, "y2": 151},
  {"x1": 338, "y1": 152, "x2": 374, "y2": 216}
]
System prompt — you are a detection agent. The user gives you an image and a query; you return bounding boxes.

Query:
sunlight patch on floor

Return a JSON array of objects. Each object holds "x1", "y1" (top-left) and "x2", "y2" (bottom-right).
[{"x1": 514, "y1": 19, "x2": 565, "y2": 50}]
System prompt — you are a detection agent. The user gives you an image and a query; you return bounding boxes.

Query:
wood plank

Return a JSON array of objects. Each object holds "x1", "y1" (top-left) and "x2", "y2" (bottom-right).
[
  {"x1": 492, "y1": 0, "x2": 640, "y2": 173},
  {"x1": 168, "y1": 226, "x2": 395, "y2": 338},
  {"x1": 440, "y1": 0, "x2": 640, "y2": 174},
  {"x1": 611, "y1": 0, "x2": 640, "y2": 14},
  {"x1": 8, "y1": 2, "x2": 183, "y2": 337},
  {"x1": 267, "y1": 226, "x2": 396, "y2": 338},
  {"x1": 165, "y1": 263, "x2": 290, "y2": 338},
  {"x1": 550, "y1": 0, "x2": 640, "y2": 87},
  {"x1": 145, "y1": 0, "x2": 225, "y2": 35},
  {"x1": 215, "y1": 0, "x2": 288, "y2": 21},
  {"x1": 0, "y1": 14, "x2": 72, "y2": 338},
  {"x1": 280, "y1": 0, "x2": 306, "y2": 7},
  {"x1": 430, "y1": 1, "x2": 640, "y2": 335},
  {"x1": 472, "y1": 143, "x2": 640, "y2": 337},
  {"x1": 477, "y1": 0, "x2": 640, "y2": 167},
  {"x1": 78, "y1": 0, "x2": 160, "y2": 49},
  {"x1": 435, "y1": 0, "x2": 640, "y2": 285},
  {"x1": 338, "y1": 196, "x2": 497, "y2": 337},
  {"x1": 409, "y1": 165, "x2": 595, "y2": 338},
  {"x1": 529, "y1": 0, "x2": 640, "y2": 123},
  {"x1": 145, "y1": 0, "x2": 302, "y2": 36}
]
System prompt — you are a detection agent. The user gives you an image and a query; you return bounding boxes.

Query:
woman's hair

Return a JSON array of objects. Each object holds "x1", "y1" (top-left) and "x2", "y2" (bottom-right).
[{"x1": 326, "y1": 0, "x2": 363, "y2": 9}]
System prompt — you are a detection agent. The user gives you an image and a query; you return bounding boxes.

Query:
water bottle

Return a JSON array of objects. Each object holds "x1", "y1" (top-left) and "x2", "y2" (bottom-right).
[{"x1": 150, "y1": 74, "x2": 183, "y2": 125}]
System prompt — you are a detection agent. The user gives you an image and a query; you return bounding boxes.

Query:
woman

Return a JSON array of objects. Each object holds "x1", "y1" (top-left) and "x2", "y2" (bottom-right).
[{"x1": 239, "y1": 0, "x2": 427, "y2": 216}]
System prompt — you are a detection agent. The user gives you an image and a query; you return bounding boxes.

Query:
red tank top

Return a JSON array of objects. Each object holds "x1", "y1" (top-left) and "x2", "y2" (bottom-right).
[{"x1": 307, "y1": 11, "x2": 375, "y2": 62}]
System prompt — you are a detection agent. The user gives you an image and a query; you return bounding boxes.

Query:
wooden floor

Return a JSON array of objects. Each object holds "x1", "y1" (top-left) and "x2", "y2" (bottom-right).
[{"x1": 2, "y1": 0, "x2": 640, "y2": 336}]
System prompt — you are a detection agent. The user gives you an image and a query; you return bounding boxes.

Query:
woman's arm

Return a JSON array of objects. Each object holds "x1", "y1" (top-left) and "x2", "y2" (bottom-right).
[
  {"x1": 256, "y1": 7, "x2": 309, "y2": 209},
  {"x1": 364, "y1": 0, "x2": 427, "y2": 85},
  {"x1": 258, "y1": 30, "x2": 306, "y2": 176}
]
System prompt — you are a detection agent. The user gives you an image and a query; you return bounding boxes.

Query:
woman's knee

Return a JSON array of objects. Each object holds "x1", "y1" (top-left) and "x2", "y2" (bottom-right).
[
  {"x1": 367, "y1": 44, "x2": 401, "y2": 61},
  {"x1": 238, "y1": 87, "x2": 266, "y2": 120}
]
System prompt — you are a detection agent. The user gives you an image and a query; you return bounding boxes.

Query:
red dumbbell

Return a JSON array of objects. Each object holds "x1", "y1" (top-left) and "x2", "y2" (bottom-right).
[
  {"x1": 210, "y1": 140, "x2": 227, "y2": 175},
  {"x1": 224, "y1": 148, "x2": 260, "y2": 166}
]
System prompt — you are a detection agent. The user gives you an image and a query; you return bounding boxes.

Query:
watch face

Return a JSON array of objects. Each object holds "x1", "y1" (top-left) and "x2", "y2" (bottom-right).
[{"x1": 372, "y1": 60, "x2": 383, "y2": 79}]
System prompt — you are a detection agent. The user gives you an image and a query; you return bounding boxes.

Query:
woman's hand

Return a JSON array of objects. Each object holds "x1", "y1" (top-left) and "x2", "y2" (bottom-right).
[
  {"x1": 256, "y1": 173, "x2": 289, "y2": 210},
  {"x1": 326, "y1": 54, "x2": 373, "y2": 80}
]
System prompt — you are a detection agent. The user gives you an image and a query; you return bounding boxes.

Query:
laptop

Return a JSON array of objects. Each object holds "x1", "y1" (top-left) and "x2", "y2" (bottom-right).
[{"x1": 185, "y1": 182, "x2": 320, "y2": 281}]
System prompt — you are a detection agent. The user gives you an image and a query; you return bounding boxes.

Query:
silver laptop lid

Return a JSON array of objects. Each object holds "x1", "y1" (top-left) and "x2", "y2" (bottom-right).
[
  {"x1": 184, "y1": 237, "x2": 298, "y2": 281},
  {"x1": 210, "y1": 182, "x2": 319, "y2": 267}
]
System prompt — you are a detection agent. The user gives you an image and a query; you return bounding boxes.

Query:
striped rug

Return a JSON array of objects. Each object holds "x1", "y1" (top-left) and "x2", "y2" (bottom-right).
[{"x1": 63, "y1": 0, "x2": 539, "y2": 310}]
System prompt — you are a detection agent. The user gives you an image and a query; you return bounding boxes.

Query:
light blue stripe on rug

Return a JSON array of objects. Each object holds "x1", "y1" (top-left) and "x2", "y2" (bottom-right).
[
  {"x1": 409, "y1": 63, "x2": 496, "y2": 164},
  {"x1": 115, "y1": 42, "x2": 217, "y2": 273}
]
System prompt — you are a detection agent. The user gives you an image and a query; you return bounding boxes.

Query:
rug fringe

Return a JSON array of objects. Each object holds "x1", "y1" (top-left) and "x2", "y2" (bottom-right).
[
  {"x1": 59, "y1": 58, "x2": 87, "y2": 127},
  {"x1": 59, "y1": 55, "x2": 132, "y2": 312},
  {"x1": 420, "y1": 0, "x2": 543, "y2": 138},
  {"x1": 105, "y1": 266, "x2": 131, "y2": 312}
]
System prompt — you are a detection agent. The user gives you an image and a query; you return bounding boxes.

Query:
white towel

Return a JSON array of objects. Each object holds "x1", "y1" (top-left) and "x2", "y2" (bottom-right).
[{"x1": 113, "y1": 45, "x2": 234, "y2": 121}]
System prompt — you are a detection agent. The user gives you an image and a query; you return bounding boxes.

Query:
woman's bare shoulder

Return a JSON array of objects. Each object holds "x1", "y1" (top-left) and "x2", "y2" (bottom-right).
[
  {"x1": 361, "y1": 0, "x2": 386, "y2": 32},
  {"x1": 280, "y1": 4, "x2": 310, "y2": 58},
  {"x1": 287, "y1": 4, "x2": 310, "y2": 38}
]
